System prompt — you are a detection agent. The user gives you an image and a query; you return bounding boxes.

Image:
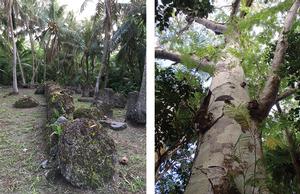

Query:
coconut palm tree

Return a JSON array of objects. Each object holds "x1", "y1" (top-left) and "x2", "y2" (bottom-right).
[
  {"x1": 18, "y1": 0, "x2": 39, "y2": 84},
  {"x1": 6, "y1": 0, "x2": 18, "y2": 94},
  {"x1": 94, "y1": 0, "x2": 113, "y2": 99},
  {"x1": 35, "y1": 0, "x2": 83, "y2": 82}
]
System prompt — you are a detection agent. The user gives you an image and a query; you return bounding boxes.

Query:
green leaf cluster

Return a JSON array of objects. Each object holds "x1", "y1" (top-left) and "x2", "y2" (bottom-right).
[
  {"x1": 224, "y1": 104, "x2": 251, "y2": 130},
  {"x1": 50, "y1": 123, "x2": 63, "y2": 136}
]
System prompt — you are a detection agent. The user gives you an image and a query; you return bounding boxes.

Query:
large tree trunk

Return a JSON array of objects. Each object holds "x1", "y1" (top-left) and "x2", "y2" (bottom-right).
[
  {"x1": 184, "y1": 11, "x2": 270, "y2": 191},
  {"x1": 7, "y1": 0, "x2": 18, "y2": 94},
  {"x1": 185, "y1": 50, "x2": 267, "y2": 194}
]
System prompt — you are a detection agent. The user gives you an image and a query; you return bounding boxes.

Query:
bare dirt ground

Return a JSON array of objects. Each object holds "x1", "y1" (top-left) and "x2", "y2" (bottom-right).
[{"x1": 0, "y1": 88, "x2": 145, "y2": 194}]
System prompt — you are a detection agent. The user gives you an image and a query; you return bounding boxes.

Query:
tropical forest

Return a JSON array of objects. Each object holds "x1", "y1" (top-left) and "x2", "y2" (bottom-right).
[
  {"x1": 0, "y1": 0, "x2": 146, "y2": 193},
  {"x1": 155, "y1": 0, "x2": 300, "y2": 193}
]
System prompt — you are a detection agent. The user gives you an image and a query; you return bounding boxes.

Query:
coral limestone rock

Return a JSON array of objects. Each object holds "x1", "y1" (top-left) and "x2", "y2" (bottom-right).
[
  {"x1": 58, "y1": 119, "x2": 116, "y2": 189},
  {"x1": 73, "y1": 107, "x2": 104, "y2": 120}
]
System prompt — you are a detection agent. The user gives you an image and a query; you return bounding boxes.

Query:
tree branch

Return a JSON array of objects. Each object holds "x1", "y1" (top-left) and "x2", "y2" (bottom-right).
[
  {"x1": 176, "y1": 19, "x2": 193, "y2": 36},
  {"x1": 240, "y1": 0, "x2": 254, "y2": 18},
  {"x1": 230, "y1": 0, "x2": 241, "y2": 17},
  {"x1": 155, "y1": 49, "x2": 212, "y2": 68},
  {"x1": 276, "y1": 87, "x2": 299, "y2": 102},
  {"x1": 155, "y1": 136, "x2": 187, "y2": 174},
  {"x1": 194, "y1": 18, "x2": 227, "y2": 34},
  {"x1": 258, "y1": 0, "x2": 300, "y2": 120}
]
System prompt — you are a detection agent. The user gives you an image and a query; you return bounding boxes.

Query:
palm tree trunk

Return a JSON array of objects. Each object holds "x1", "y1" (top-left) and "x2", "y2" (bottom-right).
[
  {"x1": 25, "y1": 16, "x2": 36, "y2": 85},
  {"x1": 35, "y1": 60, "x2": 39, "y2": 83},
  {"x1": 7, "y1": 0, "x2": 18, "y2": 94},
  {"x1": 95, "y1": 0, "x2": 111, "y2": 99},
  {"x1": 44, "y1": 37, "x2": 51, "y2": 82},
  {"x1": 17, "y1": 50, "x2": 26, "y2": 85},
  {"x1": 86, "y1": 54, "x2": 89, "y2": 84}
]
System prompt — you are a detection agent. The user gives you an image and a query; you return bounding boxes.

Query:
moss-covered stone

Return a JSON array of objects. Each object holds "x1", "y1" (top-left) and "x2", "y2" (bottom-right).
[
  {"x1": 113, "y1": 93, "x2": 127, "y2": 108},
  {"x1": 14, "y1": 96, "x2": 39, "y2": 108},
  {"x1": 45, "y1": 82, "x2": 74, "y2": 121},
  {"x1": 58, "y1": 119, "x2": 116, "y2": 189},
  {"x1": 91, "y1": 101, "x2": 113, "y2": 118},
  {"x1": 73, "y1": 107, "x2": 104, "y2": 120}
]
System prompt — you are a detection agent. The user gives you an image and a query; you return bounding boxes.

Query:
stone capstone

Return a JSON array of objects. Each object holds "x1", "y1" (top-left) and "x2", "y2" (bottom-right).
[
  {"x1": 54, "y1": 116, "x2": 68, "y2": 125},
  {"x1": 73, "y1": 107, "x2": 104, "y2": 120},
  {"x1": 45, "y1": 82, "x2": 74, "y2": 121},
  {"x1": 110, "y1": 121, "x2": 127, "y2": 130},
  {"x1": 58, "y1": 119, "x2": 116, "y2": 189},
  {"x1": 91, "y1": 101, "x2": 113, "y2": 118}
]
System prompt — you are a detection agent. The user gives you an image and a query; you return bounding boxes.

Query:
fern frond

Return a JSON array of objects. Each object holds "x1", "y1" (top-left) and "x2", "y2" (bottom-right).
[{"x1": 224, "y1": 104, "x2": 251, "y2": 130}]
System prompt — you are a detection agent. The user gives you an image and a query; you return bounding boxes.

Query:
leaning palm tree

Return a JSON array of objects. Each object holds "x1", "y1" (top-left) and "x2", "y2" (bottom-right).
[{"x1": 94, "y1": 0, "x2": 113, "y2": 99}]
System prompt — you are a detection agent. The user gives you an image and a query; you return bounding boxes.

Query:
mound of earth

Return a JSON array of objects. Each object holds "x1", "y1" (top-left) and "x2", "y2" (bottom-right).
[
  {"x1": 14, "y1": 96, "x2": 39, "y2": 108},
  {"x1": 73, "y1": 107, "x2": 104, "y2": 120},
  {"x1": 58, "y1": 118, "x2": 116, "y2": 189}
]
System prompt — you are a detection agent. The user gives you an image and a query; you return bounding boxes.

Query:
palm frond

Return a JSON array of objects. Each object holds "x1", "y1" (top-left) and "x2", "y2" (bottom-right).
[
  {"x1": 56, "y1": 5, "x2": 67, "y2": 19},
  {"x1": 111, "y1": 20, "x2": 132, "y2": 51},
  {"x1": 80, "y1": 0, "x2": 93, "y2": 13}
]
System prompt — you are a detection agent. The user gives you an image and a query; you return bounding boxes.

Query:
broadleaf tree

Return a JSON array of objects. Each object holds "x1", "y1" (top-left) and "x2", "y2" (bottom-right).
[{"x1": 155, "y1": 0, "x2": 300, "y2": 193}]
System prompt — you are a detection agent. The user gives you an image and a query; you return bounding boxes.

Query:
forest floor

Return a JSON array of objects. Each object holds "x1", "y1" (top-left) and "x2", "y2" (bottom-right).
[{"x1": 0, "y1": 87, "x2": 146, "y2": 194}]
